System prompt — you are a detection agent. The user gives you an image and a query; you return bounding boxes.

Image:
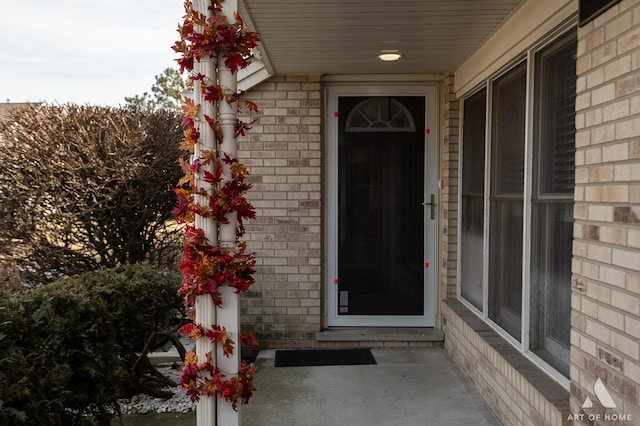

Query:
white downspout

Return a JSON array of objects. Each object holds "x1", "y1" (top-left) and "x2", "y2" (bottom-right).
[{"x1": 192, "y1": 0, "x2": 217, "y2": 425}]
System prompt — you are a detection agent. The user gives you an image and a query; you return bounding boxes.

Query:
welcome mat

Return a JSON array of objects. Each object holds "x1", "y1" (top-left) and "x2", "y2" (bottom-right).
[{"x1": 274, "y1": 348, "x2": 376, "y2": 367}]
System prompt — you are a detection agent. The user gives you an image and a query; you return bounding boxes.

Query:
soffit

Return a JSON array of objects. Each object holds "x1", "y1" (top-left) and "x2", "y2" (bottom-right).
[{"x1": 241, "y1": 0, "x2": 524, "y2": 76}]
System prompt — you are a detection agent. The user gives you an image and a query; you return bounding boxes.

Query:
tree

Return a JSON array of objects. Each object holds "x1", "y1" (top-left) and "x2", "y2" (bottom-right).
[
  {"x1": 124, "y1": 67, "x2": 188, "y2": 111},
  {"x1": 0, "y1": 104, "x2": 185, "y2": 286}
]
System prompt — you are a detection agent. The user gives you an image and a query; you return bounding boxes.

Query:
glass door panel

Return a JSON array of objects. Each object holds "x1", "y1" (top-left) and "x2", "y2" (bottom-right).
[{"x1": 337, "y1": 96, "x2": 425, "y2": 316}]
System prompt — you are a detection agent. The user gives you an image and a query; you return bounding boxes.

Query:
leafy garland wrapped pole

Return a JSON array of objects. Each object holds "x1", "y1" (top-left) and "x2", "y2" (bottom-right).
[{"x1": 171, "y1": 0, "x2": 260, "y2": 424}]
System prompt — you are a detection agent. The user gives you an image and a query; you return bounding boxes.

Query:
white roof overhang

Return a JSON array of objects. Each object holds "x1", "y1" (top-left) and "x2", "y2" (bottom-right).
[{"x1": 238, "y1": 0, "x2": 524, "y2": 89}]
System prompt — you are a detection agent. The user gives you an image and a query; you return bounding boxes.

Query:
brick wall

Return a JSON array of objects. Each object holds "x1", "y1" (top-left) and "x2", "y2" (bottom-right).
[
  {"x1": 443, "y1": 300, "x2": 570, "y2": 426},
  {"x1": 439, "y1": 73, "x2": 460, "y2": 305},
  {"x1": 238, "y1": 75, "x2": 323, "y2": 348},
  {"x1": 572, "y1": 0, "x2": 640, "y2": 423}
]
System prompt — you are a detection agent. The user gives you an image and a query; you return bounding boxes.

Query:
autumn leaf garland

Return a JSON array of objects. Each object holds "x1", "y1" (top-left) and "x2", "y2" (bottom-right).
[
  {"x1": 173, "y1": 1, "x2": 259, "y2": 74},
  {"x1": 171, "y1": 0, "x2": 261, "y2": 409}
]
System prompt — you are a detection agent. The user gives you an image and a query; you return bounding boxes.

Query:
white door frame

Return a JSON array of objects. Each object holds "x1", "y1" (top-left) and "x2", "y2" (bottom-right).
[{"x1": 324, "y1": 83, "x2": 439, "y2": 327}]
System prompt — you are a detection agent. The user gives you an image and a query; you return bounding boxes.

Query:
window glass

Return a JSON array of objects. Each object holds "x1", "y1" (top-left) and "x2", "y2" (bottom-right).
[
  {"x1": 531, "y1": 202, "x2": 573, "y2": 375},
  {"x1": 458, "y1": 29, "x2": 576, "y2": 378},
  {"x1": 488, "y1": 63, "x2": 526, "y2": 341},
  {"x1": 460, "y1": 89, "x2": 486, "y2": 310},
  {"x1": 538, "y1": 39, "x2": 576, "y2": 194},
  {"x1": 338, "y1": 96, "x2": 425, "y2": 315},
  {"x1": 530, "y1": 32, "x2": 576, "y2": 377}
]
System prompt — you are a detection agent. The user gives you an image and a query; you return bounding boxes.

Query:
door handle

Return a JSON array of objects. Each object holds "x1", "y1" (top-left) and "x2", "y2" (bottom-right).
[{"x1": 422, "y1": 194, "x2": 436, "y2": 220}]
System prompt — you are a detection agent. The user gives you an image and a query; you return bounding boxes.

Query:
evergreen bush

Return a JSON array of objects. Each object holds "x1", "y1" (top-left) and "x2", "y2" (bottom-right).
[{"x1": 0, "y1": 264, "x2": 184, "y2": 425}]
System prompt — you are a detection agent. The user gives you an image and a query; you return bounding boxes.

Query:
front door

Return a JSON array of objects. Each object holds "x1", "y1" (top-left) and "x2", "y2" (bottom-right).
[{"x1": 326, "y1": 85, "x2": 438, "y2": 327}]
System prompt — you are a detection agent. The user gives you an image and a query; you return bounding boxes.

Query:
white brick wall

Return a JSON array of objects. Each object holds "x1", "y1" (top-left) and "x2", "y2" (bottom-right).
[
  {"x1": 238, "y1": 75, "x2": 323, "y2": 348},
  {"x1": 439, "y1": 73, "x2": 460, "y2": 305},
  {"x1": 572, "y1": 1, "x2": 640, "y2": 423}
]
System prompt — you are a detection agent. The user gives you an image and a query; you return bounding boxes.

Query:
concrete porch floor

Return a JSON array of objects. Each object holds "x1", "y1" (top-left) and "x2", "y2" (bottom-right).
[{"x1": 241, "y1": 348, "x2": 501, "y2": 426}]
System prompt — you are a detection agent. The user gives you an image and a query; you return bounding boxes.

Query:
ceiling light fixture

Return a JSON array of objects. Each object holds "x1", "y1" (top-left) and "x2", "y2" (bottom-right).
[{"x1": 377, "y1": 50, "x2": 402, "y2": 61}]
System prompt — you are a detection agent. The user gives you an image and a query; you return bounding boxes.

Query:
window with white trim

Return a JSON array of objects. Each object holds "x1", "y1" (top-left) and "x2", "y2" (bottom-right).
[{"x1": 459, "y1": 28, "x2": 576, "y2": 379}]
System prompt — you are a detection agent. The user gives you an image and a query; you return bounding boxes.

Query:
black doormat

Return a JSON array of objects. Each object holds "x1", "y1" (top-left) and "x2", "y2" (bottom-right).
[{"x1": 275, "y1": 348, "x2": 376, "y2": 367}]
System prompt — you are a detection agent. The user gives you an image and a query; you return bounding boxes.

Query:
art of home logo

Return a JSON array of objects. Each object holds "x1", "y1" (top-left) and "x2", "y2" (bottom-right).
[
  {"x1": 582, "y1": 378, "x2": 616, "y2": 409},
  {"x1": 567, "y1": 378, "x2": 632, "y2": 422}
]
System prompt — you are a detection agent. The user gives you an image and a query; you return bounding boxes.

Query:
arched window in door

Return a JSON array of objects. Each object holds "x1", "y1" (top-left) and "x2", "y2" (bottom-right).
[{"x1": 345, "y1": 97, "x2": 415, "y2": 132}]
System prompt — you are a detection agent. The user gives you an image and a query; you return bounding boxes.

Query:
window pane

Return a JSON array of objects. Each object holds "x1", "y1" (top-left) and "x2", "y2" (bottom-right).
[
  {"x1": 489, "y1": 199, "x2": 524, "y2": 338},
  {"x1": 488, "y1": 63, "x2": 526, "y2": 340},
  {"x1": 530, "y1": 202, "x2": 573, "y2": 376},
  {"x1": 538, "y1": 38, "x2": 577, "y2": 194},
  {"x1": 460, "y1": 89, "x2": 486, "y2": 310},
  {"x1": 530, "y1": 32, "x2": 576, "y2": 377}
]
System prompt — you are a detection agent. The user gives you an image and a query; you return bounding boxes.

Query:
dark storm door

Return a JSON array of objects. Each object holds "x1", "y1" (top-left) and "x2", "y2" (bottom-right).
[{"x1": 326, "y1": 85, "x2": 438, "y2": 327}]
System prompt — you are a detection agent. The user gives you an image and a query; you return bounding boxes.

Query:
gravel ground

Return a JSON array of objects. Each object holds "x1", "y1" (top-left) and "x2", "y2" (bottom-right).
[
  {"x1": 117, "y1": 336, "x2": 257, "y2": 417},
  {"x1": 117, "y1": 364, "x2": 196, "y2": 415}
]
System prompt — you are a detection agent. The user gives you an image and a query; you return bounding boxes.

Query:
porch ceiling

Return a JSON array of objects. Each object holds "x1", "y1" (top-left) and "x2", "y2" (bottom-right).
[{"x1": 241, "y1": 0, "x2": 524, "y2": 76}]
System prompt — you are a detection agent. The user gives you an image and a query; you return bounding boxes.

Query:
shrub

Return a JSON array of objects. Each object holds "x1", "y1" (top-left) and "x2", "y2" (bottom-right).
[
  {"x1": 0, "y1": 264, "x2": 184, "y2": 425},
  {"x1": 0, "y1": 104, "x2": 185, "y2": 286}
]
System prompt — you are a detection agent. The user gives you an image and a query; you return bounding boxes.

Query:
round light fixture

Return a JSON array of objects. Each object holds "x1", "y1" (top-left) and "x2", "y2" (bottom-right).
[{"x1": 378, "y1": 50, "x2": 402, "y2": 61}]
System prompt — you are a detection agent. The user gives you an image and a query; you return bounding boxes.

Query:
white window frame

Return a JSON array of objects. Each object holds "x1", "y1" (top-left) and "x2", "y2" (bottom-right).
[{"x1": 456, "y1": 20, "x2": 577, "y2": 390}]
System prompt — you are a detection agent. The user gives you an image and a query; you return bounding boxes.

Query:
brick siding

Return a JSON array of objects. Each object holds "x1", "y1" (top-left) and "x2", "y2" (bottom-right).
[
  {"x1": 572, "y1": 1, "x2": 640, "y2": 423},
  {"x1": 439, "y1": 73, "x2": 460, "y2": 305},
  {"x1": 238, "y1": 75, "x2": 323, "y2": 348},
  {"x1": 443, "y1": 300, "x2": 570, "y2": 426}
]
